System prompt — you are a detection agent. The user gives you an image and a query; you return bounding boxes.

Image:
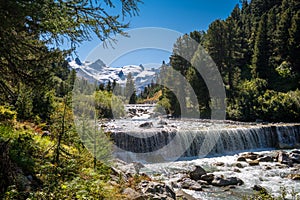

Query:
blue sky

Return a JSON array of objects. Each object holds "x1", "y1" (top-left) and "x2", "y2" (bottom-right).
[{"x1": 76, "y1": 0, "x2": 239, "y2": 67}]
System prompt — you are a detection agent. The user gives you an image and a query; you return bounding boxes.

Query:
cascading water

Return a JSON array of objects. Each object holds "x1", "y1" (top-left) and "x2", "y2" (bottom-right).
[
  {"x1": 107, "y1": 120, "x2": 300, "y2": 163},
  {"x1": 104, "y1": 106, "x2": 300, "y2": 199}
]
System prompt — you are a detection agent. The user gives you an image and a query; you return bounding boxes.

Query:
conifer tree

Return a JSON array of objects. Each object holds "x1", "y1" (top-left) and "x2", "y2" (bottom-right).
[
  {"x1": 125, "y1": 72, "x2": 136, "y2": 104},
  {"x1": 289, "y1": 11, "x2": 300, "y2": 79},
  {"x1": 275, "y1": 8, "x2": 292, "y2": 61},
  {"x1": 252, "y1": 14, "x2": 269, "y2": 81},
  {"x1": 0, "y1": 0, "x2": 141, "y2": 120}
]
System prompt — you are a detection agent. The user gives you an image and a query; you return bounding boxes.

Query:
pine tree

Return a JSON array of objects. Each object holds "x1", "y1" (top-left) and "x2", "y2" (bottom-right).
[
  {"x1": 206, "y1": 20, "x2": 227, "y2": 73},
  {"x1": 289, "y1": 11, "x2": 300, "y2": 79},
  {"x1": 112, "y1": 79, "x2": 117, "y2": 91},
  {"x1": 252, "y1": 14, "x2": 269, "y2": 81},
  {"x1": 170, "y1": 31, "x2": 204, "y2": 76},
  {"x1": 125, "y1": 72, "x2": 136, "y2": 104},
  {"x1": 275, "y1": 8, "x2": 292, "y2": 61},
  {"x1": 106, "y1": 80, "x2": 112, "y2": 92}
]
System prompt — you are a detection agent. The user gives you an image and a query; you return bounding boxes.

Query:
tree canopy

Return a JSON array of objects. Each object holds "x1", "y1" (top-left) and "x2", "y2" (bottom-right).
[
  {"x1": 0, "y1": 0, "x2": 141, "y2": 120},
  {"x1": 151, "y1": 0, "x2": 300, "y2": 122}
]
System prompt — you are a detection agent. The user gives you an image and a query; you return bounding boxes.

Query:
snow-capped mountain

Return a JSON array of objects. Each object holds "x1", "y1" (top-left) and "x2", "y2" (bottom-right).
[{"x1": 68, "y1": 58, "x2": 160, "y2": 93}]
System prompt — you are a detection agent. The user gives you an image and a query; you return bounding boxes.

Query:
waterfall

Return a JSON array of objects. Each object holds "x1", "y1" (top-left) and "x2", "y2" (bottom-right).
[{"x1": 109, "y1": 124, "x2": 300, "y2": 163}]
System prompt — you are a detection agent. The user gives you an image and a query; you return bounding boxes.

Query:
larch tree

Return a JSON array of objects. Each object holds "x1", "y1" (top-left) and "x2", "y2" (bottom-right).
[{"x1": 0, "y1": 0, "x2": 141, "y2": 118}]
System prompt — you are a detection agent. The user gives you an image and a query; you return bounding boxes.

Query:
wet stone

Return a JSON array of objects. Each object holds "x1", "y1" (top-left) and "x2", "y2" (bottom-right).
[{"x1": 189, "y1": 165, "x2": 207, "y2": 181}]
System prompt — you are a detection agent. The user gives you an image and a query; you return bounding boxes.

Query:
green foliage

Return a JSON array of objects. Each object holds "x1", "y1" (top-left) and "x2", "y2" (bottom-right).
[
  {"x1": 95, "y1": 90, "x2": 125, "y2": 119},
  {"x1": 15, "y1": 84, "x2": 34, "y2": 120},
  {"x1": 252, "y1": 13, "x2": 269, "y2": 80},
  {"x1": 243, "y1": 186, "x2": 300, "y2": 200},
  {"x1": 228, "y1": 79, "x2": 300, "y2": 122},
  {"x1": 227, "y1": 78, "x2": 267, "y2": 121},
  {"x1": 1, "y1": 114, "x2": 121, "y2": 199},
  {"x1": 76, "y1": 117, "x2": 113, "y2": 165},
  {"x1": 156, "y1": 97, "x2": 171, "y2": 114},
  {"x1": 27, "y1": 167, "x2": 122, "y2": 200},
  {"x1": 258, "y1": 90, "x2": 300, "y2": 122},
  {"x1": 0, "y1": 0, "x2": 141, "y2": 122},
  {"x1": 0, "y1": 0, "x2": 141, "y2": 199},
  {"x1": 0, "y1": 106, "x2": 16, "y2": 122}
]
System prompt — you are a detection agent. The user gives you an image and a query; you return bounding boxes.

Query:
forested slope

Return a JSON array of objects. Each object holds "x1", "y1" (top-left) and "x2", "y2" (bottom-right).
[{"x1": 155, "y1": 0, "x2": 300, "y2": 122}]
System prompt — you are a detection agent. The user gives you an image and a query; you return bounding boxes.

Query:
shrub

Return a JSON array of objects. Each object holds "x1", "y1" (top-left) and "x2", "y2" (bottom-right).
[{"x1": 0, "y1": 106, "x2": 17, "y2": 122}]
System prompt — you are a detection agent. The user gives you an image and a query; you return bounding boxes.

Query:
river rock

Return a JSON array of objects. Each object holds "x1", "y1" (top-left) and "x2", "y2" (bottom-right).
[
  {"x1": 258, "y1": 156, "x2": 274, "y2": 162},
  {"x1": 248, "y1": 160, "x2": 260, "y2": 166},
  {"x1": 276, "y1": 151, "x2": 292, "y2": 165},
  {"x1": 289, "y1": 152, "x2": 300, "y2": 164},
  {"x1": 214, "y1": 162, "x2": 225, "y2": 166},
  {"x1": 253, "y1": 185, "x2": 269, "y2": 195},
  {"x1": 158, "y1": 120, "x2": 168, "y2": 125},
  {"x1": 189, "y1": 165, "x2": 207, "y2": 181},
  {"x1": 139, "y1": 122, "x2": 153, "y2": 128},
  {"x1": 287, "y1": 174, "x2": 300, "y2": 180},
  {"x1": 233, "y1": 168, "x2": 241, "y2": 173},
  {"x1": 178, "y1": 178, "x2": 202, "y2": 191},
  {"x1": 123, "y1": 188, "x2": 143, "y2": 200},
  {"x1": 241, "y1": 152, "x2": 259, "y2": 160},
  {"x1": 176, "y1": 189, "x2": 198, "y2": 200},
  {"x1": 233, "y1": 162, "x2": 244, "y2": 168},
  {"x1": 237, "y1": 157, "x2": 247, "y2": 162},
  {"x1": 211, "y1": 176, "x2": 244, "y2": 187},
  {"x1": 138, "y1": 181, "x2": 176, "y2": 200},
  {"x1": 180, "y1": 178, "x2": 196, "y2": 189},
  {"x1": 189, "y1": 184, "x2": 203, "y2": 191},
  {"x1": 264, "y1": 166, "x2": 272, "y2": 170},
  {"x1": 201, "y1": 174, "x2": 215, "y2": 183},
  {"x1": 291, "y1": 150, "x2": 300, "y2": 154}
]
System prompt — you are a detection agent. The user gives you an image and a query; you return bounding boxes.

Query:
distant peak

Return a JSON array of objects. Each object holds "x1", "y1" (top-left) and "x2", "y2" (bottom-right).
[{"x1": 75, "y1": 57, "x2": 83, "y2": 66}]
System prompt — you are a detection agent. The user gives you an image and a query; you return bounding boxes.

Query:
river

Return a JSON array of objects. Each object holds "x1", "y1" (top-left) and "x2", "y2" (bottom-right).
[{"x1": 104, "y1": 104, "x2": 300, "y2": 199}]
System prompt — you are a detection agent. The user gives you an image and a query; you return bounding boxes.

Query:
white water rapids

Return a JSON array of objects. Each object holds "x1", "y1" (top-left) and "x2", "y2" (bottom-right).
[{"x1": 103, "y1": 105, "x2": 300, "y2": 199}]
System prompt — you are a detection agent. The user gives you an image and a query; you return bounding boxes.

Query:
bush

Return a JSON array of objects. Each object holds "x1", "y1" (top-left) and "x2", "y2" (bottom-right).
[
  {"x1": 0, "y1": 106, "x2": 16, "y2": 122},
  {"x1": 258, "y1": 89, "x2": 300, "y2": 122},
  {"x1": 156, "y1": 97, "x2": 171, "y2": 114},
  {"x1": 227, "y1": 79, "x2": 300, "y2": 122}
]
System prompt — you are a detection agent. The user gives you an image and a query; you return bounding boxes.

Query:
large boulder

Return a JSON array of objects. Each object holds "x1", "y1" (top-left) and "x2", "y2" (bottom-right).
[{"x1": 189, "y1": 165, "x2": 207, "y2": 181}]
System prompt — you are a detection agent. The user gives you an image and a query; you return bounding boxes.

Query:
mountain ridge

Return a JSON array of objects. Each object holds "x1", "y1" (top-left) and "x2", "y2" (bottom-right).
[{"x1": 68, "y1": 58, "x2": 160, "y2": 93}]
